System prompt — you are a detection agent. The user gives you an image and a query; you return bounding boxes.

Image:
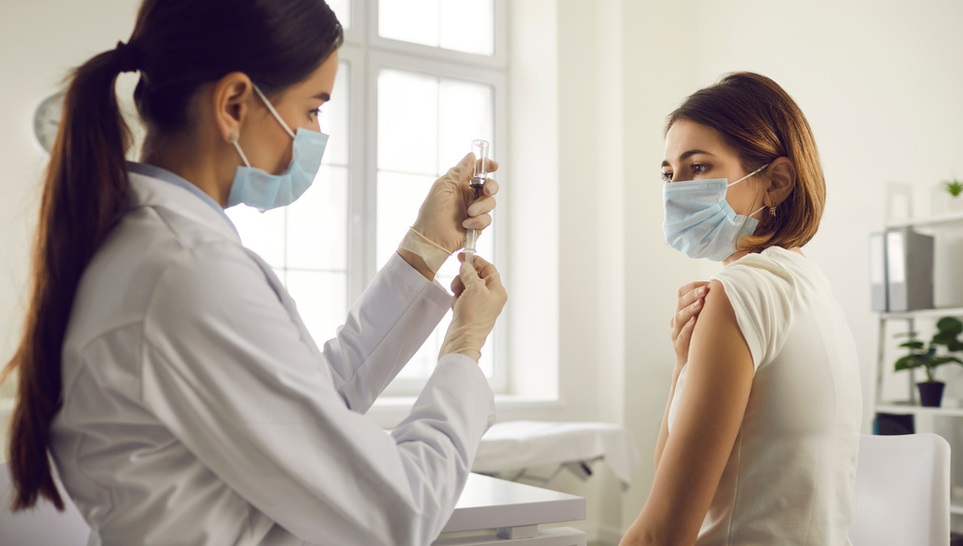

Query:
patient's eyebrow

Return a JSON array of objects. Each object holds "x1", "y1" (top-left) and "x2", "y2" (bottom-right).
[{"x1": 661, "y1": 149, "x2": 714, "y2": 167}]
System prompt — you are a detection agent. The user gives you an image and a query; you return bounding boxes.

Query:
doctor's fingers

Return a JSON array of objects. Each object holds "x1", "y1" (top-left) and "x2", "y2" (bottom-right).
[
  {"x1": 477, "y1": 177, "x2": 500, "y2": 197},
  {"x1": 463, "y1": 212, "x2": 493, "y2": 231},
  {"x1": 468, "y1": 254, "x2": 505, "y2": 293},
  {"x1": 466, "y1": 193, "x2": 496, "y2": 217},
  {"x1": 444, "y1": 156, "x2": 500, "y2": 184}
]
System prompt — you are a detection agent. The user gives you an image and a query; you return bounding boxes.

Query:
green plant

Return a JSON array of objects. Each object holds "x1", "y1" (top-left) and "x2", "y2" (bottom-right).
[
  {"x1": 894, "y1": 317, "x2": 963, "y2": 382},
  {"x1": 945, "y1": 179, "x2": 963, "y2": 198}
]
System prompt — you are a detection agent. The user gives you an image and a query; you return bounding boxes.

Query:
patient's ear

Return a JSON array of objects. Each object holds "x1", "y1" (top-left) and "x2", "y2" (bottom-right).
[{"x1": 766, "y1": 157, "x2": 795, "y2": 206}]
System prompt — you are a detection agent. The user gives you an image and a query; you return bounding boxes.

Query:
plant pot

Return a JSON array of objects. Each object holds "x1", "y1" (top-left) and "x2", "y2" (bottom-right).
[{"x1": 917, "y1": 381, "x2": 946, "y2": 407}]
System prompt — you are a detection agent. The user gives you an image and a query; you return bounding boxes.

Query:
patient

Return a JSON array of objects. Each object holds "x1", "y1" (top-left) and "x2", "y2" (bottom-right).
[{"x1": 620, "y1": 72, "x2": 862, "y2": 545}]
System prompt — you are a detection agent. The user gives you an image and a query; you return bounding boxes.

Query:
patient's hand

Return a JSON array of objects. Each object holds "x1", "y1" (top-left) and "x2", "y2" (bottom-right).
[{"x1": 670, "y1": 281, "x2": 709, "y2": 371}]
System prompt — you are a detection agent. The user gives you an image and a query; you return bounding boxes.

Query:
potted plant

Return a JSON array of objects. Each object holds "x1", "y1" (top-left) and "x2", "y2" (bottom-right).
[
  {"x1": 945, "y1": 178, "x2": 963, "y2": 213},
  {"x1": 894, "y1": 316, "x2": 963, "y2": 407},
  {"x1": 945, "y1": 179, "x2": 963, "y2": 197}
]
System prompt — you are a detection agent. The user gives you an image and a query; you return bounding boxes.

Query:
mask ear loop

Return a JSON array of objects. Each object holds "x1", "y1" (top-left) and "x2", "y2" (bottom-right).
[
  {"x1": 229, "y1": 132, "x2": 251, "y2": 168},
  {"x1": 731, "y1": 162, "x2": 772, "y2": 220},
  {"x1": 251, "y1": 84, "x2": 296, "y2": 139}
]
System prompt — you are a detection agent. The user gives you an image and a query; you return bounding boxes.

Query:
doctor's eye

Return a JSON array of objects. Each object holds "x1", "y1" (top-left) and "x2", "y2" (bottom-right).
[
  {"x1": 660, "y1": 171, "x2": 673, "y2": 182},
  {"x1": 690, "y1": 163, "x2": 708, "y2": 175},
  {"x1": 308, "y1": 107, "x2": 323, "y2": 120}
]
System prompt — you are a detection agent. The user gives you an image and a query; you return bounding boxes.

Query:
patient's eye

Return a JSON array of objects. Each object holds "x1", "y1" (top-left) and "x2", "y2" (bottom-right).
[
  {"x1": 691, "y1": 163, "x2": 708, "y2": 175},
  {"x1": 661, "y1": 171, "x2": 673, "y2": 182}
]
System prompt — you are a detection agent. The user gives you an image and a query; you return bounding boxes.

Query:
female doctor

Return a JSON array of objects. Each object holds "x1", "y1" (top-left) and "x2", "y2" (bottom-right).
[{"x1": 3, "y1": 0, "x2": 507, "y2": 544}]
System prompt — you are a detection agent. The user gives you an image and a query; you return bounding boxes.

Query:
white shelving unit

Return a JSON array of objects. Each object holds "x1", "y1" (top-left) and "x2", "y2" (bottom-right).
[{"x1": 873, "y1": 209, "x2": 963, "y2": 521}]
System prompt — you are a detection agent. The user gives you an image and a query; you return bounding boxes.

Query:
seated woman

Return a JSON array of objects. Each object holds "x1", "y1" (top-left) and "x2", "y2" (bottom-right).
[{"x1": 621, "y1": 72, "x2": 862, "y2": 545}]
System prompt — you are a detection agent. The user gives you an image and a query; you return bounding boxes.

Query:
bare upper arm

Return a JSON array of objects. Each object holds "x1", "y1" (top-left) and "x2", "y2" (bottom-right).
[{"x1": 627, "y1": 280, "x2": 754, "y2": 545}]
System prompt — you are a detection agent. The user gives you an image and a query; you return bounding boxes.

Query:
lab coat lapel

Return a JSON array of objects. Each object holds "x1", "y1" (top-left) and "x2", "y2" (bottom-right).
[{"x1": 242, "y1": 249, "x2": 325, "y2": 359}]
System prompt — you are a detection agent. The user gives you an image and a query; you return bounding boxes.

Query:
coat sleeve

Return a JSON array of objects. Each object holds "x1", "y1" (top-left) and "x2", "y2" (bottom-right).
[
  {"x1": 320, "y1": 252, "x2": 454, "y2": 413},
  {"x1": 140, "y1": 242, "x2": 494, "y2": 546}
]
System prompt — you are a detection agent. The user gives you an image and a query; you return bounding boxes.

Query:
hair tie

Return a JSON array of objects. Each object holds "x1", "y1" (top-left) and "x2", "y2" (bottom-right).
[{"x1": 114, "y1": 41, "x2": 140, "y2": 73}]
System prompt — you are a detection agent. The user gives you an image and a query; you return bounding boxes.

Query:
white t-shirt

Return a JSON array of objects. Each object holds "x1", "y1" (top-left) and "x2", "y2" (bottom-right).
[{"x1": 668, "y1": 246, "x2": 862, "y2": 545}]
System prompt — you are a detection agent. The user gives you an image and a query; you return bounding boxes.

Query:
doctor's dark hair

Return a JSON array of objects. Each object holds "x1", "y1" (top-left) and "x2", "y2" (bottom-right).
[
  {"x1": 3, "y1": 0, "x2": 342, "y2": 511},
  {"x1": 665, "y1": 72, "x2": 825, "y2": 253}
]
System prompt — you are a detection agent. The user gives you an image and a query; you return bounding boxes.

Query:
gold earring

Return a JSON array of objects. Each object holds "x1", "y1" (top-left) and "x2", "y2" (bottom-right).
[{"x1": 768, "y1": 204, "x2": 777, "y2": 217}]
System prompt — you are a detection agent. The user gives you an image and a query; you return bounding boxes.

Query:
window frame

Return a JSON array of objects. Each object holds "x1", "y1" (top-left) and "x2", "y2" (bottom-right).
[{"x1": 340, "y1": 0, "x2": 510, "y2": 395}]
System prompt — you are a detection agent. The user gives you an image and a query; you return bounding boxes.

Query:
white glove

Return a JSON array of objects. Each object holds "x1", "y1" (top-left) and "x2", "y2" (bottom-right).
[
  {"x1": 399, "y1": 153, "x2": 500, "y2": 275},
  {"x1": 440, "y1": 254, "x2": 508, "y2": 362}
]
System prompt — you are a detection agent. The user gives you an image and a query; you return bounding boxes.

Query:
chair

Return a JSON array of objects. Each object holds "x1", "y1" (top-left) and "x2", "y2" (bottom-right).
[
  {"x1": 1, "y1": 460, "x2": 91, "y2": 545},
  {"x1": 849, "y1": 433, "x2": 950, "y2": 546}
]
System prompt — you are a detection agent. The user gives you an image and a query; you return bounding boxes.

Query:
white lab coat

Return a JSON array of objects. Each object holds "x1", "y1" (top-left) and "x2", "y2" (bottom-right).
[{"x1": 49, "y1": 166, "x2": 495, "y2": 546}]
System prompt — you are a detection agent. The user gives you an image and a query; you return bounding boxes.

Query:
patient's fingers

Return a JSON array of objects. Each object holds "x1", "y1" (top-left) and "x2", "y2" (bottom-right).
[
  {"x1": 671, "y1": 282, "x2": 709, "y2": 342},
  {"x1": 676, "y1": 281, "x2": 710, "y2": 312}
]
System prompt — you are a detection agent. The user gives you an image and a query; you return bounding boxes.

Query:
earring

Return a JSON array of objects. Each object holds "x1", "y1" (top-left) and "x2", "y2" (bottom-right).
[
  {"x1": 768, "y1": 203, "x2": 777, "y2": 217},
  {"x1": 228, "y1": 132, "x2": 239, "y2": 144}
]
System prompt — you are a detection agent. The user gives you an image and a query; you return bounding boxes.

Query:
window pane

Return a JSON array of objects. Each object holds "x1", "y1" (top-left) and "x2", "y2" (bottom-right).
[
  {"x1": 378, "y1": 0, "x2": 439, "y2": 49},
  {"x1": 376, "y1": 171, "x2": 434, "y2": 268},
  {"x1": 378, "y1": 0, "x2": 494, "y2": 56},
  {"x1": 327, "y1": 0, "x2": 351, "y2": 30},
  {"x1": 227, "y1": 206, "x2": 287, "y2": 268},
  {"x1": 378, "y1": 69, "x2": 438, "y2": 174},
  {"x1": 437, "y1": 79, "x2": 494, "y2": 174},
  {"x1": 320, "y1": 61, "x2": 350, "y2": 166},
  {"x1": 287, "y1": 165, "x2": 348, "y2": 270},
  {"x1": 285, "y1": 270, "x2": 347, "y2": 345},
  {"x1": 439, "y1": 0, "x2": 494, "y2": 55}
]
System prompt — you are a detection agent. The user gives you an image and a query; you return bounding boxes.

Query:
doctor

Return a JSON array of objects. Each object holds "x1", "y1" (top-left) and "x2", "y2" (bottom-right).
[{"x1": 4, "y1": 1, "x2": 506, "y2": 545}]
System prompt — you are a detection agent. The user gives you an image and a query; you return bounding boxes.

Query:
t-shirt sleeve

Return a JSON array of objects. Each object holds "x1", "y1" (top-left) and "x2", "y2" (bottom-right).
[{"x1": 713, "y1": 254, "x2": 796, "y2": 372}]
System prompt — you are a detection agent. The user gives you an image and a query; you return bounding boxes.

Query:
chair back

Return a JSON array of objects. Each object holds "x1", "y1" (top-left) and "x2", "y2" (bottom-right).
[
  {"x1": 1, "y1": 460, "x2": 91, "y2": 545},
  {"x1": 849, "y1": 433, "x2": 950, "y2": 546}
]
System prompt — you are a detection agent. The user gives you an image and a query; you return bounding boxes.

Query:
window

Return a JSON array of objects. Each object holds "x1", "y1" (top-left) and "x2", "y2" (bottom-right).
[{"x1": 227, "y1": 0, "x2": 508, "y2": 395}]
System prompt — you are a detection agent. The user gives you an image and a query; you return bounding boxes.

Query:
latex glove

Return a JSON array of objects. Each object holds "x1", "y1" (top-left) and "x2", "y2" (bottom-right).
[
  {"x1": 440, "y1": 254, "x2": 508, "y2": 362},
  {"x1": 669, "y1": 281, "x2": 709, "y2": 371},
  {"x1": 406, "y1": 153, "x2": 500, "y2": 269}
]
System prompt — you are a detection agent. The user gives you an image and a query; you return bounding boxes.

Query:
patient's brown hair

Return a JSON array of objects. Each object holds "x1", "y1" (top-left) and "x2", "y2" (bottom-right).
[{"x1": 666, "y1": 72, "x2": 825, "y2": 252}]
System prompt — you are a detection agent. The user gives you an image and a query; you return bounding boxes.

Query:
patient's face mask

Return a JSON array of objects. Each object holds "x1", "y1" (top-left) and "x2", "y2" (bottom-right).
[
  {"x1": 227, "y1": 84, "x2": 328, "y2": 212},
  {"x1": 662, "y1": 163, "x2": 768, "y2": 261}
]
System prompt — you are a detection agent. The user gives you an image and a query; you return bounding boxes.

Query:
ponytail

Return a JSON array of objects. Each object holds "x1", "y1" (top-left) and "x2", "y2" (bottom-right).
[
  {"x1": 2, "y1": 44, "x2": 133, "y2": 510},
  {"x1": 3, "y1": 0, "x2": 342, "y2": 512}
]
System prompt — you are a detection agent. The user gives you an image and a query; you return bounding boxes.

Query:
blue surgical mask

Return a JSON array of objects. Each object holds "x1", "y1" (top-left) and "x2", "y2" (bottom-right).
[
  {"x1": 662, "y1": 163, "x2": 769, "y2": 261},
  {"x1": 227, "y1": 84, "x2": 329, "y2": 212}
]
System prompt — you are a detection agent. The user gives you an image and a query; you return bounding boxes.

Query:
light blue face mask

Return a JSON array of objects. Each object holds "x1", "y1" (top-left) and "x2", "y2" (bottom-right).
[
  {"x1": 662, "y1": 163, "x2": 769, "y2": 261},
  {"x1": 227, "y1": 84, "x2": 329, "y2": 212}
]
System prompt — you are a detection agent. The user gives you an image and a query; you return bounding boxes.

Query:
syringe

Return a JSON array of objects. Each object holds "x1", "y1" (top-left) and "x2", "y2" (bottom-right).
[{"x1": 464, "y1": 139, "x2": 490, "y2": 265}]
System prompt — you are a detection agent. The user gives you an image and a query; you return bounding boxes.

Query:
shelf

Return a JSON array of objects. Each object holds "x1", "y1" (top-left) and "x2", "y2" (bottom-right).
[
  {"x1": 876, "y1": 403, "x2": 963, "y2": 417},
  {"x1": 885, "y1": 210, "x2": 963, "y2": 229},
  {"x1": 880, "y1": 307, "x2": 963, "y2": 320}
]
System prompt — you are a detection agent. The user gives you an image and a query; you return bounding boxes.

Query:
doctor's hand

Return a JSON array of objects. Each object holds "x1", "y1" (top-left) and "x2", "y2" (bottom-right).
[
  {"x1": 440, "y1": 254, "x2": 507, "y2": 362},
  {"x1": 670, "y1": 281, "x2": 709, "y2": 371},
  {"x1": 407, "y1": 153, "x2": 500, "y2": 265}
]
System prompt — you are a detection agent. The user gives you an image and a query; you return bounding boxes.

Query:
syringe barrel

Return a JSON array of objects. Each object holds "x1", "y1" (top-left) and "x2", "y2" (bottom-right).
[
  {"x1": 465, "y1": 228, "x2": 478, "y2": 253},
  {"x1": 471, "y1": 139, "x2": 490, "y2": 180}
]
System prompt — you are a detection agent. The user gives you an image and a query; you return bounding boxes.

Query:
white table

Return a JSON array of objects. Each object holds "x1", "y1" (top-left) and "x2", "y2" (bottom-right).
[{"x1": 433, "y1": 473, "x2": 587, "y2": 546}]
